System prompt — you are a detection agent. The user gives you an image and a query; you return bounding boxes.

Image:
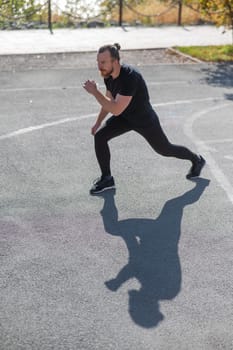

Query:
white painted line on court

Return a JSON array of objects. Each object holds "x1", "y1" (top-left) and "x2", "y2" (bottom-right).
[
  {"x1": 0, "y1": 114, "x2": 96, "y2": 140},
  {"x1": 0, "y1": 80, "x2": 192, "y2": 93},
  {"x1": 152, "y1": 97, "x2": 224, "y2": 108},
  {"x1": 224, "y1": 155, "x2": 233, "y2": 161},
  {"x1": 184, "y1": 103, "x2": 233, "y2": 205},
  {"x1": 0, "y1": 97, "x2": 225, "y2": 141},
  {"x1": 0, "y1": 86, "x2": 83, "y2": 93},
  {"x1": 203, "y1": 138, "x2": 233, "y2": 144}
]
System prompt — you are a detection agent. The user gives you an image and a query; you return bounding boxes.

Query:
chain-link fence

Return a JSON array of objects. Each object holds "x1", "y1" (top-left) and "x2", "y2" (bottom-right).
[{"x1": 0, "y1": 0, "x2": 211, "y2": 31}]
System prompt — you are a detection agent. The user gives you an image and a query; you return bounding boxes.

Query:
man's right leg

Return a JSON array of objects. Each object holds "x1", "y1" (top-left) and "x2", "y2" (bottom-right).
[
  {"x1": 90, "y1": 116, "x2": 132, "y2": 194},
  {"x1": 94, "y1": 116, "x2": 132, "y2": 177}
]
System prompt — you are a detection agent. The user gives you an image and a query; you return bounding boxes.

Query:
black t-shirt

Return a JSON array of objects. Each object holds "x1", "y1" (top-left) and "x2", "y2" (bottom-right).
[{"x1": 104, "y1": 64, "x2": 157, "y2": 127}]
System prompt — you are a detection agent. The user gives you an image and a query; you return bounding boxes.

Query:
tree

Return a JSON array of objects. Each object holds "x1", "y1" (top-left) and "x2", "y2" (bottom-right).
[
  {"x1": 198, "y1": 0, "x2": 233, "y2": 41},
  {"x1": 0, "y1": 0, "x2": 41, "y2": 28}
]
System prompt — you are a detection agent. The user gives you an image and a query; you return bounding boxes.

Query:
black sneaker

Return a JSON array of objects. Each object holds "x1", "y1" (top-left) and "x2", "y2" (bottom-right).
[
  {"x1": 186, "y1": 155, "x2": 206, "y2": 179},
  {"x1": 90, "y1": 175, "x2": 115, "y2": 195}
]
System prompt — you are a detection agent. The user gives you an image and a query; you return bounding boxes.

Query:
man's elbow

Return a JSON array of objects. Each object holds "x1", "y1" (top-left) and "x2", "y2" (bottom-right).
[
  {"x1": 107, "y1": 94, "x2": 131, "y2": 116},
  {"x1": 114, "y1": 110, "x2": 123, "y2": 116},
  {"x1": 111, "y1": 104, "x2": 125, "y2": 116}
]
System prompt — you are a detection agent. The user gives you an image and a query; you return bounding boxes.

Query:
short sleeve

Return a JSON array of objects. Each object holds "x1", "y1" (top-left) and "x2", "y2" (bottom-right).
[{"x1": 119, "y1": 70, "x2": 137, "y2": 96}]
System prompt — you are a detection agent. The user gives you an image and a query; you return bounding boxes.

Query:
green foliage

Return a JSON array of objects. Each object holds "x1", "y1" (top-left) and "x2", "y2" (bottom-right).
[
  {"x1": 177, "y1": 45, "x2": 233, "y2": 61},
  {"x1": 0, "y1": 0, "x2": 42, "y2": 25},
  {"x1": 155, "y1": 0, "x2": 233, "y2": 29},
  {"x1": 198, "y1": 0, "x2": 233, "y2": 28}
]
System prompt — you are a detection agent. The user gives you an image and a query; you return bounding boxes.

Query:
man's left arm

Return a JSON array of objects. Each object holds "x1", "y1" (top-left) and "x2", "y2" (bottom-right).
[{"x1": 83, "y1": 80, "x2": 132, "y2": 116}]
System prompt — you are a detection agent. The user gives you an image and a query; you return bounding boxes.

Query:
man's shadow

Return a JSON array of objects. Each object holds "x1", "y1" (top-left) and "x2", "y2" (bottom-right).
[{"x1": 97, "y1": 178, "x2": 210, "y2": 328}]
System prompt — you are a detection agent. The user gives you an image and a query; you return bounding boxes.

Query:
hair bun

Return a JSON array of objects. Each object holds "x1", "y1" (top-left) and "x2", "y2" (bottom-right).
[{"x1": 114, "y1": 43, "x2": 121, "y2": 51}]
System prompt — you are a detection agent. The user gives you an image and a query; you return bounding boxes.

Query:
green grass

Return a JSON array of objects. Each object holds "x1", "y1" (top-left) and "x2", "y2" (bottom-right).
[{"x1": 175, "y1": 45, "x2": 233, "y2": 62}]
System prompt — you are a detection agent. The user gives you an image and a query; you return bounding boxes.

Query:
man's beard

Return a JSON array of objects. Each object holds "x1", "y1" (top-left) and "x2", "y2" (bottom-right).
[{"x1": 100, "y1": 67, "x2": 114, "y2": 78}]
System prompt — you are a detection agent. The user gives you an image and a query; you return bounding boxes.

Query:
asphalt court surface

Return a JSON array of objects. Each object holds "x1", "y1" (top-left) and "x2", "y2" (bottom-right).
[{"x1": 0, "y1": 59, "x2": 233, "y2": 349}]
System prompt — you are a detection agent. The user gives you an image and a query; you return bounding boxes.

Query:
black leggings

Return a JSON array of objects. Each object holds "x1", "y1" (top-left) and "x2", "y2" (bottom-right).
[{"x1": 94, "y1": 115, "x2": 197, "y2": 177}]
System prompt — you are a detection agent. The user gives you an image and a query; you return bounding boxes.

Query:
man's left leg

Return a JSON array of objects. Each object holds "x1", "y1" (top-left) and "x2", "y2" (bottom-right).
[{"x1": 135, "y1": 117, "x2": 205, "y2": 179}]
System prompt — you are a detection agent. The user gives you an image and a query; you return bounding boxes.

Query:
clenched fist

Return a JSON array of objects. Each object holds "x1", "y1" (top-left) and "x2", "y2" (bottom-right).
[{"x1": 83, "y1": 80, "x2": 98, "y2": 95}]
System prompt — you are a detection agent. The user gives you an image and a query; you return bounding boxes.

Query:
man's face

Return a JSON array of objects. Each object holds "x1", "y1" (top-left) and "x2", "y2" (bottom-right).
[{"x1": 97, "y1": 50, "x2": 115, "y2": 78}]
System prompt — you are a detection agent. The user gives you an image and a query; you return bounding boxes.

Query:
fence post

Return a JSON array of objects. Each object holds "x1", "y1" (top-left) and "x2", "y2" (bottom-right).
[
  {"x1": 177, "y1": 0, "x2": 182, "y2": 26},
  {"x1": 48, "y1": 0, "x2": 53, "y2": 34},
  {"x1": 119, "y1": 0, "x2": 123, "y2": 26}
]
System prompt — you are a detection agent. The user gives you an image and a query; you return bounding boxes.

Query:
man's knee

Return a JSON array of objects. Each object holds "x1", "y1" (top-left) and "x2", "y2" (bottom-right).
[
  {"x1": 94, "y1": 129, "x2": 108, "y2": 148},
  {"x1": 153, "y1": 142, "x2": 173, "y2": 157}
]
